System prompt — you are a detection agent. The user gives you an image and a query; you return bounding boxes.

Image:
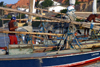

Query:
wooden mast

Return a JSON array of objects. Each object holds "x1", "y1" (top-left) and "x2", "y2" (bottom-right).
[
  {"x1": 93, "y1": 0, "x2": 97, "y2": 14},
  {"x1": 28, "y1": 0, "x2": 35, "y2": 25}
]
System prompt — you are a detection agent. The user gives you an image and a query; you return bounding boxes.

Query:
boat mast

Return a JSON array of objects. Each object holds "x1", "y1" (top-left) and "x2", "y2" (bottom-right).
[{"x1": 28, "y1": 0, "x2": 35, "y2": 26}]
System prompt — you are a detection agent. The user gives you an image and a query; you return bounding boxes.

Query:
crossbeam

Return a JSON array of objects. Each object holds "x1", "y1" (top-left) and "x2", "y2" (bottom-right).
[
  {"x1": 0, "y1": 30, "x2": 63, "y2": 36},
  {"x1": 0, "y1": 7, "x2": 100, "y2": 30},
  {"x1": 2, "y1": 19, "x2": 100, "y2": 26}
]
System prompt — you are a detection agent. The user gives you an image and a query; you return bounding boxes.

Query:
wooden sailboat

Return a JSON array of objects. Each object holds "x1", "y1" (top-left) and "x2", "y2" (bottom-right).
[{"x1": 0, "y1": 0, "x2": 100, "y2": 67}]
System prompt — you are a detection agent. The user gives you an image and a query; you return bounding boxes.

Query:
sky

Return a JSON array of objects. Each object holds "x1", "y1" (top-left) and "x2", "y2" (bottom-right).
[{"x1": 0, "y1": 0, "x2": 19, "y2": 4}]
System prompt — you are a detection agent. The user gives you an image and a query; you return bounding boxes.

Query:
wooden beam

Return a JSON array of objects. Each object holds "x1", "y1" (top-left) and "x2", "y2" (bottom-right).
[
  {"x1": 0, "y1": 30, "x2": 63, "y2": 36},
  {"x1": 1, "y1": 19, "x2": 61, "y2": 22},
  {"x1": 74, "y1": 42, "x2": 100, "y2": 49},
  {"x1": 75, "y1": 12, "x2": 100, "y2": 14},
  {"x1": 2, "y1": 19, "x2": 100, "y2": 26}
]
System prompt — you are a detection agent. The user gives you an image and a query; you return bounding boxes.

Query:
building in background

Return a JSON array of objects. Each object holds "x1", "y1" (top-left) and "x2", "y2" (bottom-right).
[{"x1": 47, "y1": 6, "x2": 66, "y2": 12}]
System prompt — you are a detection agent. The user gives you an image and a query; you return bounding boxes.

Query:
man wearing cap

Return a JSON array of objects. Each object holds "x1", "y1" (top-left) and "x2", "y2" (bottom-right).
[
  {"x1": 8, "y1": 17, "x2": 18, "y2": 44},
  {"x1": 66, "y1": 0, "x2": 76, "y2": 21}
]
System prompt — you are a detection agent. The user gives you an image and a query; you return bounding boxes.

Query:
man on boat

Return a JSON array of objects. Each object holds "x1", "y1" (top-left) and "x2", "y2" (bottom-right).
[
  {"x1": 66, "y1": 0, "x2": 76, "y2": 21},
  {"x1": 66, "y1": 0, "x2": 81, "y2": 35},
  {"x1": 66, "y1": 5, "x2": 76, "y2": 21},
  {"x1": 84, "y1": 14, "x2": 98, "y2": 37},
  {"x1": 8, "y1": 17, "x2": 18, "y2": 44},
  {"x1": 65, "y1": 0, "x2": 76, "y2": 33}
]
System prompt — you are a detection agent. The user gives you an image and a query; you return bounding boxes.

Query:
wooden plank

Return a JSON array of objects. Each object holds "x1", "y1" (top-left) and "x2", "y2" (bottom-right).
[
  {"x1": 34, "y1": 46, "x2": 57, "y2": 49},
  {"x1": 46, "y1": 49, "x2": 92, "y2": 55},
  {"x1": 0, "y1": 30, "x2": 63, "y2": 36},
  {"x1": 75, "y1": 12, "x2": 100, "y2": 14},
  {"x1": 1, "y1": 19, "x2": 61, "y2": 22},
  {"x1": 2, "y1": 19, "x2": 100, "y2": 26},
  {"x1": 74, "y1": 42, "x2": 100, "y2": 49}
]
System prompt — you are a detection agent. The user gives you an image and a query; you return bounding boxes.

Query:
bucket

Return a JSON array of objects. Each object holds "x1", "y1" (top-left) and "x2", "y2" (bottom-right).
[{"x1": 0, "y1": 49, "x2": 6, "y2": 55}]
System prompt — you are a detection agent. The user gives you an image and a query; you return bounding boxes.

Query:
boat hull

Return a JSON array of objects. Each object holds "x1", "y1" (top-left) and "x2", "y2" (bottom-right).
[
  {"x1": 0, "y1": 59, "x2": 41, "y2": 67},
  {"x1": 41, "y1": 50, "x2": 100, "y2": 67},
  {"x1": 0, "y1": 50, "x2": 100, "y2": 67}
]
